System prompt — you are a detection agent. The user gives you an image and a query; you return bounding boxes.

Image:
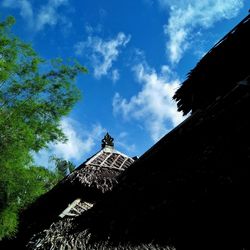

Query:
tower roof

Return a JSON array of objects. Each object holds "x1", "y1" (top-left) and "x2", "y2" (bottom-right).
[
  {"x1": 66, "y1": 133, "x2": 134, "y2": 192},
  {"x1": 16, "y1": 133, "x2": 136, "y2": 246}
]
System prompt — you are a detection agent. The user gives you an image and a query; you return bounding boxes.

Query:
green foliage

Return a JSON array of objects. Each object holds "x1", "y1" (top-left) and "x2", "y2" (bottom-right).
[
  {"x1": 0, "y1": 16, "x2": 87, "y2": 239},
  {"x1": 0, "y1": 163, "x2": 60, "y2": 239},
  {"x1": 0, "y1": 207, "x2": 18, "y2": 239},
  {"x1": 0, "y1": 164, "x2": 58, "y2": 239},
  {"x1": 51, "y1": 156, "x2": 76, "y2": 180}
]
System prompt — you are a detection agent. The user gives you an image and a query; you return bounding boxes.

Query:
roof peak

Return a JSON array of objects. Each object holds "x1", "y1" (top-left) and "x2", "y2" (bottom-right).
[{"x1": 101, "y1": 133, "x2": 114, "y2": 150}]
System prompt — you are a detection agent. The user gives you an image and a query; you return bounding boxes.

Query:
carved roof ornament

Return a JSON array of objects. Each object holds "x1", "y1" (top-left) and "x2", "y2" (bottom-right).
[{"x1": 101, "y1": 133, "x2": 114, "y2": 149}]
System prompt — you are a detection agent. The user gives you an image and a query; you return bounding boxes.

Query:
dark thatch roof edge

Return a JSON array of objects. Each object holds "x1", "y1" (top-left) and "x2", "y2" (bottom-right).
[{"x1": 173, "y1": 13, "x2": 250, "y2": 115}]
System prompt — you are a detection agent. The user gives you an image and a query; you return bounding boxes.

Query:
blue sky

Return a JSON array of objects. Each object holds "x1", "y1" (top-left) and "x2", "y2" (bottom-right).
[{"x1": 1, "y1": 0, "x2": 248, "y2": 168}]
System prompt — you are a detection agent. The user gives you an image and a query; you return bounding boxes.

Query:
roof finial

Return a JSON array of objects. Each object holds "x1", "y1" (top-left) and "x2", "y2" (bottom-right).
[{"x1": 101, "y1": 133, "x2": 114, "y2": 149}]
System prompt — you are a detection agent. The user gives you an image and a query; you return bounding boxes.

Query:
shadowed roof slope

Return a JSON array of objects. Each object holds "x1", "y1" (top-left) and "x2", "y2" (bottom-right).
[
  {"x1": 28, "y1": 78, "x2": 250, "y2": 250},
  {"x1": 26, "y1": 12, "x2": 250, "y2": 250}
]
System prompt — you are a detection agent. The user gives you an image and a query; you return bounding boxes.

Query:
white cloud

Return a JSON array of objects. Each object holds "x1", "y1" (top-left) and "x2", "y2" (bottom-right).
[
  {"x1": 74, "y1": 32, "x2": 131, "y2": 79},
  {"x1": 33, "y1": 118, "x2": 105, "y2": 168},
  {"x1": 113, "y1": 62, "x2": 185, "y2": 142},
  {"x1": 36, "y1": 0, "x2": 69, "y2": 31},
  {"x1": 2, "y1": 0, "x2": 70, "y2": 31},
  {"x1": 158, "y1": 0, "x2": 244, "y2": 63},
  {"x1": 116, "y1": 140, "x2": 136, "y2": 154},
  {"x1": 116, "y1": 132, "x2": 136, "y2": 154},
  {"x1": 111, "y1": 69, "x2": 120, "y2": 82}
]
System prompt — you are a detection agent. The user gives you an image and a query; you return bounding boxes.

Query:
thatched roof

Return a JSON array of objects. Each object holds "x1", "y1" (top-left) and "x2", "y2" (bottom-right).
[
  {"x1": 27, "y1": 77, "x2": 250, "y2": 249},
  {"x1": 173, "y1": 13, "x2": 250, "y2": 115},
  {"x1": 5, "y1": 133, "x2": 135, "y2": 249},
  {"x1": 65, "y1": 145, "x2": 134, "y2": 193},
  {"x1": 27, "y1": 218, "x2": 175, "y2": 250},
  {"x1": 6, "y1": 14, "x2": 250, "y2": 250},
  {"x1": 26, "y1": 13, "x2": 250, "y2": 250}
]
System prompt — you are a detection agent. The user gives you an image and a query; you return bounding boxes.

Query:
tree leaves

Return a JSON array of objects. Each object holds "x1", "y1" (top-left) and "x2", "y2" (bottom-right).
[{"x1": 0, "y1": 16, "x2": 86, "y2": 239}]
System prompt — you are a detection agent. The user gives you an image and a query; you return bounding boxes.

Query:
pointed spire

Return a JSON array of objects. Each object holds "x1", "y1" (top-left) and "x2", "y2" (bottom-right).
[{"x1": 101, "y1": 133, "x2": 114, "y2": 149}]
